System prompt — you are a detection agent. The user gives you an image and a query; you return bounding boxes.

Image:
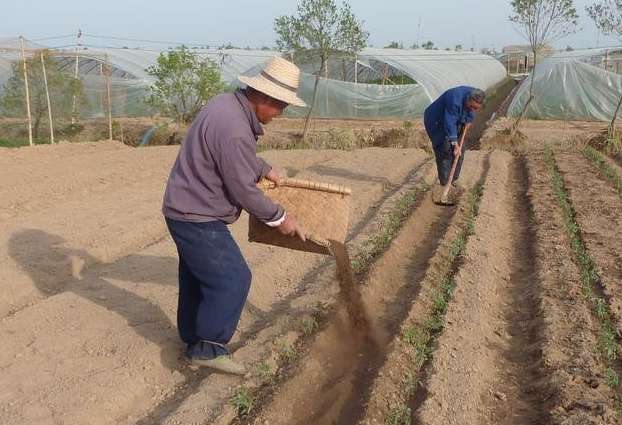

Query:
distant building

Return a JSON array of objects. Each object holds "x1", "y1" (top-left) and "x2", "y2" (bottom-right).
[
  {"x1": 502, "y1": 45, "x2": 530, "y2": 54},
  {"x1": 499, "y1": 44, "x2": 555, "y2": 74}
]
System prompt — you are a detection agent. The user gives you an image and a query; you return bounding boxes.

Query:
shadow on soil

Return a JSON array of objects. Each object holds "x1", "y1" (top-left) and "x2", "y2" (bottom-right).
[{"x1": 8, "y1": 229, "x2": 183, "y2": 371}]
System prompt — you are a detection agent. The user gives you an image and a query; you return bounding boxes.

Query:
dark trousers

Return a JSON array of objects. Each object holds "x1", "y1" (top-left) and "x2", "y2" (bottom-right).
[
  {"x1": 165, "y1": 218, "x2": 251, "y2": 354},
  {"x1": 432, "y1": 141, "x2": 466, "y2": 186}
]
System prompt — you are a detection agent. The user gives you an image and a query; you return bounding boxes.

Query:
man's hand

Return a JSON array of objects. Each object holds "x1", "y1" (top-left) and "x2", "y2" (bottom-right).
[
  {"x1": 266, "y1": 168, "x2": 285, "y2": 186},
  {"x1": 277, "y1": 214, "x2": 307, "y2": 241}
]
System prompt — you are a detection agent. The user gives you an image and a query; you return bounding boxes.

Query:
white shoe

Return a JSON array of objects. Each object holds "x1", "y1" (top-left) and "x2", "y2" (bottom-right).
[{"x1": 190, "y1": 354, "x2": 247, "y2": 376}]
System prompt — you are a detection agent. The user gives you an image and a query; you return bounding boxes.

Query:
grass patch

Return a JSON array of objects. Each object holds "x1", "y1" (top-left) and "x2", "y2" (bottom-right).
[
  {"x1": 544, "y1": 146, "x2": 622, "y2": 398},
  {"x1": 351, "y1": 183, "x2": 430, "y2": 275},
  {"x1": 0, "y1": 137, "x2": 51, "y2": 148},
  {"x1": 230, "y1": 387, "x2": 255, "y2": 417},
  {"x1": 385, "y1": 404, "x2": 412, "y2": 425},
  {"x1": 256, "y1": 361, "x2": 273, "y2": 382},
  {"x1": 301, "y1": 316, "x2": 319, "y2": 336},
  {"x1": 278, "y1": 344, "x2": 298, "y2": 363},
  {"x1": 605, "y1": 124, "x2": 622, "y2": 155},
  {"x1": 584, "y1": 146, "x2": 622, "y2": 198}
]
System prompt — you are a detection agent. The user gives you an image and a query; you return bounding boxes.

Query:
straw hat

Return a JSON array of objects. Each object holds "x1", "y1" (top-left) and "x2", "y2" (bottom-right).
[{"x1": 238, "y1": 56, "x2": 307, "y2": 107}]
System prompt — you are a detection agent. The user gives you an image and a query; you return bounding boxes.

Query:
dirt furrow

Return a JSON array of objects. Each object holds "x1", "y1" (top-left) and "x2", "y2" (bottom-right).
[
  {"x1": 414, "y1": 153, "x2": 549, "y2": 424},
  {"x1": 555, "y1": 152, "x2": 622, "y2": 333},
  {"x1": 244, "y1": 153, "x2": 488, "y2": 425},
  {"x1": 355, "y1": 153, "x2": 490, "y2": 425},
  {"x1": 524, "y1": 151, "x2": 618, "y2": 423}
]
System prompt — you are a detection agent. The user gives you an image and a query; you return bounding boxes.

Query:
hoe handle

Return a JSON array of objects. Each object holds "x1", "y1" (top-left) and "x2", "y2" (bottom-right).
[
  {"x1": 441, "y1": 123, "x2": 471, "y2": 199},
  {"x1": 276, "y1": 178, "x2": 352, "y2": 196}
]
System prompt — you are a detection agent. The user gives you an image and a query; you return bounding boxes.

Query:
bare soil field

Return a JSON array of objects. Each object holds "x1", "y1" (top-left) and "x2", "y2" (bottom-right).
[{"x1": 1, "y1": 114, "x2": 622, "y2": 425}]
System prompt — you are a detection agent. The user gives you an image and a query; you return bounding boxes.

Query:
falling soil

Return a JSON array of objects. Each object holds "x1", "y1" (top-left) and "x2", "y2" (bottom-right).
[{"x1": 329, "y1": 240, "x2": 371, "y2": 332}]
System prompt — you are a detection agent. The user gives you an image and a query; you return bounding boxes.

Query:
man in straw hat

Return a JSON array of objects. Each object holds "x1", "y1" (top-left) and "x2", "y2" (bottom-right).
[{"x1": 162, "y1": 56, "x2": 307, "y2": 375}]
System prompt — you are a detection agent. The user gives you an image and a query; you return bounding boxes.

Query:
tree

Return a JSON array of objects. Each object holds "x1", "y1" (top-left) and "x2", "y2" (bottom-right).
[
  {"x1": 455, "y1": 44, "x2": 463, "y2": 51},
  {"x1": 146, "y1": 46, "x2": 226, "y2": 123},
  {"x1": 422, "y1": 40, "x2": 435, "y2": 49},
  {"x1": 0, "y1": 50, "x2": 81, "y2": 140},
  {"x1": 385, "y1": 41, "x2": 403, "y2": 49},
  {"x1": 275, "y1": 0, "x2": 368, "y2": 140},
  {"x1": 587, "y1": 1, "x2": 622, "y2": 137},
  {"x1": 509, "y1": 0, "x2": 578, "y2": 134}
]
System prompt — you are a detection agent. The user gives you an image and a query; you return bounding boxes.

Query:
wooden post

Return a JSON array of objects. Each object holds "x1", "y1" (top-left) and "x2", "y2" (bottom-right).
[
  {"x1": 382, "y1": 64, "x2": 388, "y2": 86},
  {"x1": 324, "y1": 56, "x2": 329, "y2": 79},
  {"x1": 104, "y1": 55, "x2": 113, "y2": 140},
  {"x1": 40, "y1": 51, "x2": 54, "y2": 144},
  {"x1": 605, "y1": 49, "x2": 609, "y2": 71},
  {"x1": 324, "y1": 57, "x2": 329, "y2": 115},
  {"x1": 507, "y1": 52, "x2": 510, "y2": 75},
  {"x1": 20, "y1": 36, "x2": 33, "y2": 146}
]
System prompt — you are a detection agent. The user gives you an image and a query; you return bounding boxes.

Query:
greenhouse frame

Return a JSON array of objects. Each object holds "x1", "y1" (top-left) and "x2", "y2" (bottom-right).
[{"x1": 0, "y1": 37, "x2": 507, "y2": 120}]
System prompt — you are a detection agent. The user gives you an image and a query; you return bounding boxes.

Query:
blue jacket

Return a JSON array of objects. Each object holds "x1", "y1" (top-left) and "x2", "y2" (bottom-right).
[{"x1": 424, "y1": 86, "x2": 476, "y2": 148}]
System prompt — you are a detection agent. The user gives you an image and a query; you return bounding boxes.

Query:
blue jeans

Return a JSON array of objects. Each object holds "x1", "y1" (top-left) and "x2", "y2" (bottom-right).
[
  {"x1": 424, "y1": 116, "x2": 466, "y2": 186},
  {"x1": 165, "y1": 218, "x2": 251, "y2": 359},
  {"x1": 432, "y1": 141, "x2": 466, "y2": 186}
]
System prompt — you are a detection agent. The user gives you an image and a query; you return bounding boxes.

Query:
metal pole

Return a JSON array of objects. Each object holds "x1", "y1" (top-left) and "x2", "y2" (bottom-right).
[
  {"x1": 71, "y1": 29, "x2": 82, "y2": 124},
  {"x1": 354, "y1": 55, "x2": 358, "y2": 84},
  {"x1": 105, "y1": 55, "x2": 113, "y2": 140},
  {"x1": 40, "y1": 52, "x2": 54, "y2": 144},
  {"x1": 20, "y1": 36, "x2": 33, "y2": 146}
]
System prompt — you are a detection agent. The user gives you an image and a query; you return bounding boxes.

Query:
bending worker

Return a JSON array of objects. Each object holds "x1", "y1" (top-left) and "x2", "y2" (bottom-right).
[
  {"x1": 424, "y1": 86, "x2": 485, "y2": 190},
  {"x1": 162, "y1": 57, "x2": 307, "y2": 375}
]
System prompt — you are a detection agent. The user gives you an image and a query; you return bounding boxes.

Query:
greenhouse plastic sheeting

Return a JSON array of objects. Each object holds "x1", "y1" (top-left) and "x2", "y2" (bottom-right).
[
  {"x1": 361, "y1": 48, "x2": 507, "y2": 101},
  {"x1": 507, "y1": 48, "x2": 622, "y2": 121},
  {"x1": 0, "y1": 39, "x2": 507, "y2": 119},
  {"x1": 285, "y1": 74, "x2": 429, "y2": 118},
  {"x1": 51, "y1": 47, "x2": 279, "y2": 84}
]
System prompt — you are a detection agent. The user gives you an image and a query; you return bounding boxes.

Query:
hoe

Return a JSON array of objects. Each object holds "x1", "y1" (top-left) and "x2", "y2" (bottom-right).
[{"x1": 438, "y1": 123, "x2": 471, "y2": 206}]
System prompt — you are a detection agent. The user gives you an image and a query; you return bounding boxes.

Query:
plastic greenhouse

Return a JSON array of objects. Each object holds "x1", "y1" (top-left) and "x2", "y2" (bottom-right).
[
  {"x1": 507, "y1": 47, "x2": 622, "y2": 121},
  {"x1": 0, "y1": 37, "x2": 507, "y2": 120}
]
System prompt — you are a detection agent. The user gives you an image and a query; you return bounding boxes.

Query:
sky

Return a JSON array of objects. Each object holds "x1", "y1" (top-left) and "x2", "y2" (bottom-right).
[{"x1": 2, "y1": 0, "x2": 620, "y2": 51}]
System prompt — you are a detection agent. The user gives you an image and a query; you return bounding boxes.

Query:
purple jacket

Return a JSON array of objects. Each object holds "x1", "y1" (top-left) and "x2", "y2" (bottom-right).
[{"x1": 162, "y1": 90, "x2": 284, "y2": 224}]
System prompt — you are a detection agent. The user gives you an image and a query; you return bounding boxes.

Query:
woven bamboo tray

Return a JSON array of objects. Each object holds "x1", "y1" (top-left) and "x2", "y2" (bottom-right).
[{"x1": 248, "y1": 178, "x2": 351, "y2": 255}]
